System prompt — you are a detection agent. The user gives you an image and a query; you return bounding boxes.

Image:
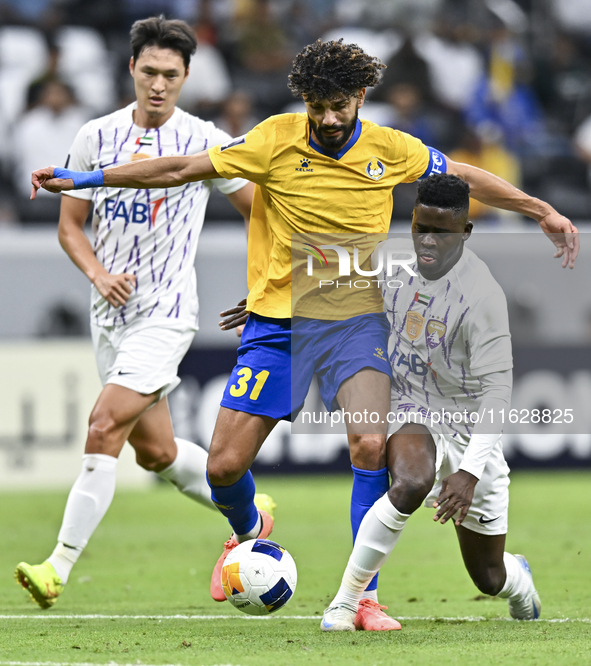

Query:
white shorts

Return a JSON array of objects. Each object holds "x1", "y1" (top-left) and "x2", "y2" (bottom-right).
[
  {"x1": 387, "y1": 409, "x2": 509, "y2": 536},
  {"x1": 91, "y1": 318, "x2": 196, "y2": 400},
  {"x1": 425, "y1": 433, "x2": 510, "y2": 536}
]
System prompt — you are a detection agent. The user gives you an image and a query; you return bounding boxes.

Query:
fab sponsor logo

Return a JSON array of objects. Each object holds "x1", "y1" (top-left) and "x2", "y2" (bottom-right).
[{"x1": 104, "y1": 197, "x2": 166, "y2": 228}]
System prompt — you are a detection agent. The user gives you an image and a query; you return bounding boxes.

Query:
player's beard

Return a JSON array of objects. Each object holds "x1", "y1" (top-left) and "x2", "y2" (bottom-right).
[{"x1": 309, "y1": 109, "x2": 358, "y2": 152}]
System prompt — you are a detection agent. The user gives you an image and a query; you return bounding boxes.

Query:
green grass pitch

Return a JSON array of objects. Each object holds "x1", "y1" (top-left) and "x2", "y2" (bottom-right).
[{"x1": 1, "y1": 471, "x2": 590, "y2": 665}]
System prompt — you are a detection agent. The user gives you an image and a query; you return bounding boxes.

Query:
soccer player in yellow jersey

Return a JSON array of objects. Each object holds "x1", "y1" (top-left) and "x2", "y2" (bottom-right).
[{"x1": 31, "y1": 40, "x2": 578, "y2": 628}]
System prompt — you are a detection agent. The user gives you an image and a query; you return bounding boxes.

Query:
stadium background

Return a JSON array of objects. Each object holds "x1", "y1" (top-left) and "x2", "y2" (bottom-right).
[{"x1": 1, "y1": 0, "x2": 591, "y2": 489}]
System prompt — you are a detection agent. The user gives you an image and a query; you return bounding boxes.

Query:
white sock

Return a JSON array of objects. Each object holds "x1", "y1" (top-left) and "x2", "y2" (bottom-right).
[
  {"x1": 48, "y1": 453, "x2": 118, "y2": 583},
  {"x1": 48, "y1": 543, "x2": 80, "y2": 583},
  {"x1": 157, "y1": 438, "x2": 214, "y2": 510},
  {"x1": 331, "y1": 494, "x2": 411, "y2": 611},
  {"x1": 497, "y1": 552, "x2": 530, "y2": 600},
  {"x1": 236, "y1": 514, "x2": 262, "y2": 543}
]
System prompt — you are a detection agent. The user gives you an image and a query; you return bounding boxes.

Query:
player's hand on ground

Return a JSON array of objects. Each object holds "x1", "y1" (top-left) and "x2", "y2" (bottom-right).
[
  {"x1": 30, "y1": 166, "x2": 74, "y2": 200},
  {"x1": 537, "y1": 210, "x2": 579, "y2": 269},
  {"x1": 219, "y1": 298, "x2": 248, "y2": 335},
  {"x1": 93, "y1": 271, "x2": 137, "y2": 308},
  {"x1": 433, "y1": 470, "x2": 478, "y2": 526}
]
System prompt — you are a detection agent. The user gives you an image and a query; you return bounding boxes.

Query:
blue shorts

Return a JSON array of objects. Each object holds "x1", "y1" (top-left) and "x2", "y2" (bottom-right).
[
  {"x1": 221, "y1": 314, "x2": 292, "y2": 420},
  {"x1": 292, "y1": 312, "x2": 392, "y2": 413},
  {"x1": 220, "y1": 312, "x2": 392, "y2": 420}
]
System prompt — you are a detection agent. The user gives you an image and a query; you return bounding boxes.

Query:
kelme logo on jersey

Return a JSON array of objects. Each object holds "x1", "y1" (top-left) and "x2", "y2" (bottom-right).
[
  {"x1": 373, "y1": 347, "x2": 388, "y2": 363},
  {"x1": 104, "y1": 197, "x2": 166, "y2": 228},
  {"x1": 296, "y1": 157, "x2": 313, "y2": 172},
  {"x1": 366, "y1": 156, "x2": 385, "y2": 180}
]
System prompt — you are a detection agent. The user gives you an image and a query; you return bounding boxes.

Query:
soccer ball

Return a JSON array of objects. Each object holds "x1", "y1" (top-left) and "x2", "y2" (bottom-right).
[{"x1": 221, "y1": 539, "x2": 297, "y2": 615}]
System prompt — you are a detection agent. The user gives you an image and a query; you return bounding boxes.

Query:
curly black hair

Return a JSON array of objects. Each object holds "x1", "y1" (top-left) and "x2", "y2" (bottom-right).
[
  {"x1": 130, "y1": 15, "x2": 197, "y2": 70},
  {"x1": 288, "y1": 39, "x2": 386, "y2": 101},
  {"x1": 416, "y1": 174, "x2": 470, "y2": 217}
]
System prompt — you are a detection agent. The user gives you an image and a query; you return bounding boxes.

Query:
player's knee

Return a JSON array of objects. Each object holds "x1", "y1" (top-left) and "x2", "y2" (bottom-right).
[
  {"x1": 87, "y1": 413, "x2": 120, "y2": 454},
  {"x1": 349, "y1": 434, "x2": 386, "y2": 469},
  {"x1": 206, "y1": 455, "x2": 247, "y2": 487},
  {"x1": 135, "y1": 447, "x2": 175, "y2": 472},
  {"x1": 471, "y1": 567, "x2": 505, "y2": 597},
  {"x1": 388, "y1": 473, "x2": 433, "y2": 514}
]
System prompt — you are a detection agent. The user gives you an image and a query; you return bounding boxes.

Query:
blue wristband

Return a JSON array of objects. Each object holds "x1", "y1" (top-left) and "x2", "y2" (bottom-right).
[{"x1": 53, "y1": 167, "x2": 104, "y2": 189}]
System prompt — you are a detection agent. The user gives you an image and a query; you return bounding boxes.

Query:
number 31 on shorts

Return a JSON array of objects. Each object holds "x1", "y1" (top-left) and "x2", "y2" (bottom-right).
[{"x1": 229, "y1": 367, "x2": 270, "y2": 401}]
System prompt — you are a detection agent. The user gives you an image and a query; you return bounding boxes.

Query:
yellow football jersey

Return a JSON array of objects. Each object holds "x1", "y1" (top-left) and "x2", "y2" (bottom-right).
[{"x1": 209, "y1": 113, "x2": 430, "y2": 319}]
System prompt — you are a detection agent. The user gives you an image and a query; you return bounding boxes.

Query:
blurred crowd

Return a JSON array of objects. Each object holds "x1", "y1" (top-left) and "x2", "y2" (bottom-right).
[{"x1": 1, "y1": 0, "x2": 591, "y2": 224}]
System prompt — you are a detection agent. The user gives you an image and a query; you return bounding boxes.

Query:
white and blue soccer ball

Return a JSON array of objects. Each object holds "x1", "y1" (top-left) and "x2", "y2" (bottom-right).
[{"x1": 221, "y1": 539, "x2": 297, "y2": 615}]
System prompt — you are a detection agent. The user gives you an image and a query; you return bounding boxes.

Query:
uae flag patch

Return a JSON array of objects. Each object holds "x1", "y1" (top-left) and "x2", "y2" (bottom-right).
[
  {"x1": 136, "y1": 136, "x2": 154, "y2": 146},
  {"x1": 414, "y1": 292, "x2": 430, "y2": 306}
]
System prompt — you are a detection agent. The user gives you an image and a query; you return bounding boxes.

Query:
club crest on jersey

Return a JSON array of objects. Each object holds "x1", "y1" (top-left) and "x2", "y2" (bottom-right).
[
  {"x1": 366, "y1": 156, "x2": 385, "y2": 180},
  {"x1": 405, "y1": 311, "x2": 425, "y2": 341},
  {"x1": 426, "y1": 319, "x2": 446, "y2": 349}
]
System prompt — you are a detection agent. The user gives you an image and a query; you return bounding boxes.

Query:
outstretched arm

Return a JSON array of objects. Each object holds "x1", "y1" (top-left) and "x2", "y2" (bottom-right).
[
  {"x1": 31, "y1": 150, "x2": 219, "y2": 199},
  {"x1": 446, "y1": 158, "x2": 579, "y2": 268}
]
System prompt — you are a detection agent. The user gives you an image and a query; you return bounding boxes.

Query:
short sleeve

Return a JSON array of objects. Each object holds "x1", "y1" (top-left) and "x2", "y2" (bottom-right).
[
  {"x1": 400, "y1": 132, "x2": 431, "y2": 183},
  {"x1": 417, "y1": 146, "x2": 447, "y2": 180},
  {"x1": 204, "y1": 124, "x2": 251, "y2": 195},
  {"x1": 208, "y1": 118, "x2": 275, "y2": 186},
  {"x1": 64, "y1": 122, "x2": 96, "y2": 201},
  {"x1": 467, "y1": 292, "x2": 513, "y2": 375}
]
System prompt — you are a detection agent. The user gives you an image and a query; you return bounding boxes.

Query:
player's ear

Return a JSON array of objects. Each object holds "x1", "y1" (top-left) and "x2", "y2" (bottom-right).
[
  {"x1": 463, "y1": 221, "x2": 473, "y2": 240},
  {"x1": 184, "y1": 65, "x2": 190, "y2": 82},
  {"x1": 357, "y1": 88, "x2": 366, "y2": 108},
  {"x1": 129, "y1": 57, "x2": 135, "y2": 76}
]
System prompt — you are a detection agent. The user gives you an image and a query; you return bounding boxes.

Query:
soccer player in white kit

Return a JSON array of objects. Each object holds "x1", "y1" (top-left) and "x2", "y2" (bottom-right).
[
  {"x1": 321, "y1": 174, "x2": 540, "y2": 632},
  {"x1": 14, "y1": 16, "x2": 273, "y2": 609}
]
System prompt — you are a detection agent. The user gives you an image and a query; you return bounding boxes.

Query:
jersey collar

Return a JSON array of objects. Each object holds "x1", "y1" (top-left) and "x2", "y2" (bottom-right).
[
  {"x1": 308, "y1": 118, "x2": 362, "y2": 160},
  {"x1": 131, "y1": 102, "x2": 179, "y2": 130}
]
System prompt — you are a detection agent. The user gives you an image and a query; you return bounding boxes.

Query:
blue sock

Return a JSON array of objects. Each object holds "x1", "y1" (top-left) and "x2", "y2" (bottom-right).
[
  {"x1": 351, "y1": 465, "x2": 389, "y2": 591},
  {"x1": 207, "y1": 470, "x2": 259, "y2": 535}
]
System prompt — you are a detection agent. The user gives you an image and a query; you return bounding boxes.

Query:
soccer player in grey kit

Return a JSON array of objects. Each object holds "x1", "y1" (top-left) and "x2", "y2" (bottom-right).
[{"x1": 322, "y1": 175, "x2": 540, "y2": 631}]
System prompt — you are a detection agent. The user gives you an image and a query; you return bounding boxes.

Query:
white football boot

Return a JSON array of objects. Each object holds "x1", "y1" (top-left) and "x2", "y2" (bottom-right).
[
  {"x1": 320, "y1": 604, "x2": 357, "y2": 632},
  {"x1": 508, "y1": 554, "x2": 541, "y2": 620}
]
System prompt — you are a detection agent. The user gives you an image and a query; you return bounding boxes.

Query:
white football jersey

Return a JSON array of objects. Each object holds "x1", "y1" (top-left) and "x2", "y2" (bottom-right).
[
  {"x1": 374, "y1": 237, "x2": 512, "y2": 437},
  {"x1": 65, "y1": 103, "x2": 248, "y2": 328}
]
